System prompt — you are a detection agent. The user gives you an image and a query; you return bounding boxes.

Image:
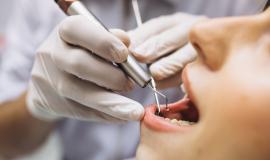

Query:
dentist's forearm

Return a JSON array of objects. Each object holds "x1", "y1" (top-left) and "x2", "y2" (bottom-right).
[{"x1": 0, "y1": 92, "x2": 54, "y2": 158}]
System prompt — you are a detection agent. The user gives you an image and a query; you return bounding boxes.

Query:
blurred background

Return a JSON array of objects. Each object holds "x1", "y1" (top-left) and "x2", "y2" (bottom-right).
[{"x1": 0, "y1": 0, "x2": 14, "y2": 61}]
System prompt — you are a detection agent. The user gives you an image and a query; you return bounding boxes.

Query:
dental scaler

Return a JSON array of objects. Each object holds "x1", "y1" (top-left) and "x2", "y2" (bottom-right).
[
  {"x1": 131, "y1": 0, "x2": 168, "y2": 113},
  {"x1": 55, "y1": 0, "x2": 167, "y2": 114}
]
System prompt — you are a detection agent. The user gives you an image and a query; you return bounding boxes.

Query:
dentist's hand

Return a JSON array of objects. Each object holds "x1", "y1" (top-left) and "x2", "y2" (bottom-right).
[
  {"x1": 27, "y1": 15, "x2": 144, "y2": 122},
  {"x1": 129, "y1": 13, "x2": 206, "y2": 89}
]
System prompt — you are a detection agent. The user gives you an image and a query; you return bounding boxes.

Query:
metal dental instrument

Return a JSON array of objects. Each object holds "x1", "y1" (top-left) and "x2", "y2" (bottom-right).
[
  {"x1": 147, "y1": 79, "x2": 169, "y2": 113},
  {"x1": 131, "y1": 0, "x2": 168, "y2": 113},
  {"x1": 149, "y1": 77, "x2": 161, "y2": 113}
]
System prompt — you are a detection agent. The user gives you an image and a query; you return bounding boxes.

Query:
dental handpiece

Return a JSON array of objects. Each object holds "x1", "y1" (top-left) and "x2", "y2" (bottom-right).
[{"x1": 55, "y1": 0, "x2": 151, "y2": 88}]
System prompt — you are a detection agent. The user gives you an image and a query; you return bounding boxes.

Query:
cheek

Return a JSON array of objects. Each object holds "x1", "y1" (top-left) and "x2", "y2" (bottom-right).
[
  {"x1": 219, "y1": 56, "x2": 270, "y2": 132},
  {"x1": 188, "y1": 61, "x2": 270, "y2": 154},
  {"x1": 206, "y1": 69, "x2": 270, "y2": 153},
  {"x1": 218, "y1": 76, "x2": 270, "y2": 134}
]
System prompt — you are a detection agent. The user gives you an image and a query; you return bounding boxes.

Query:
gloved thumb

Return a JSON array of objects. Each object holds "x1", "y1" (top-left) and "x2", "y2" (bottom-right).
[{"x1": 110, "y1": 29, "x2": 131, "y2": 47}]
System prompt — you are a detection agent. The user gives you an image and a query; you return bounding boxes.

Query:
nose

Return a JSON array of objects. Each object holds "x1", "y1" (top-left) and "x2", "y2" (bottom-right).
[{"x1": 189, "y1": 18, "x2": 233, "y2": 70}]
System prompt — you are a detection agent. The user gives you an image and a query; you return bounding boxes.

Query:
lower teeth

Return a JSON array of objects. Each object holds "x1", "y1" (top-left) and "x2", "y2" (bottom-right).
[{"x1": 165, "y1": 118, "x2": 195, "y2": 126}]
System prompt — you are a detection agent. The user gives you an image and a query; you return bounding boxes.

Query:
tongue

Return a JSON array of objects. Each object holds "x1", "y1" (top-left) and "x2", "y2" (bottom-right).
[
  {"x1": 162, "y1": 112, "x2": 182, "y2": 120},
  {"x1": 181, "y1": 102, "x2": 199, "y2": 122},
  {"x1": 159, "y1": 98, "x2": 190, "y2": 120}
]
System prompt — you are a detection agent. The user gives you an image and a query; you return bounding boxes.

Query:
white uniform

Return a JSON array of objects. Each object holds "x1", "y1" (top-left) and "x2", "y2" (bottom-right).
[{"x1": 0, "y1": 0, "x2": 267, "y2": 159}]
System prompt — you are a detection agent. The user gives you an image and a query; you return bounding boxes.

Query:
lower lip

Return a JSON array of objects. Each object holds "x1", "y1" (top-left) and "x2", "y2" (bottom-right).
[{"x1": 142, "y1": 98, "x2": 193, "y2": 132}]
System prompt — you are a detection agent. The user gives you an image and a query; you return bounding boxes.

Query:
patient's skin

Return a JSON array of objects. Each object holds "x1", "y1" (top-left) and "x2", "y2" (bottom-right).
[{"x1": 136, "y1": 8, "x2": 270, "y2": 160}]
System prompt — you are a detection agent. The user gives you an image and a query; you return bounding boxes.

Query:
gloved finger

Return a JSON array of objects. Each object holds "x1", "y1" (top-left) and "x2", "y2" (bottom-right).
[
  {"x1": 150, "y1": 43, "x2": 197, "y2": 80},
  {"x1": 28, "y1": 85, "x2": 125, "y2": 122},
  {"x1": 56, "y1": 74, "x2": 144, "y2": 121},
  {"x1": 50, "y1": 31, "x2": 133, "y2": 91},
  {"x1": 27, "y1": 54, "x2": 135, "y2": 122},
  {"x1": 61, "y1": 99, "x2": 128, "y2": 123},
  {"x1": 131, "y1": 19, "x2": 199, "y2": 63},
  {"x1": 155, "y1": 72, "x2": 182, "y2": 89},
  {"x1": 58, "y1": 15, "x2": 128, "y2": 63},
  {"x1": 129, "y1": 13, "x2": 195, "y2": 48},
  {"x1": 110, "y1": 29, "x2": 130, "y2": 47}
]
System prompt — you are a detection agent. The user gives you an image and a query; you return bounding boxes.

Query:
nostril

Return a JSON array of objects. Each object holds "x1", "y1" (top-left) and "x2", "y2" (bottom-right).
[
  {"x1": 191, "y1": 42, "x2": 206, "y2": 61},
  {"x1": 191, "y1": 42, "x2": 201, "y2": 53}
]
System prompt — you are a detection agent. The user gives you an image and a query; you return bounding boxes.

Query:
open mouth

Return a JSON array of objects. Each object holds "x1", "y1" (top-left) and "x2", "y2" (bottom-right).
[
  {"x1": 143, "y1": 93, "x2": 199, "y2": 132},
  {"x1": 142, "y1": 68, "x2": 199, "y2": 132}
]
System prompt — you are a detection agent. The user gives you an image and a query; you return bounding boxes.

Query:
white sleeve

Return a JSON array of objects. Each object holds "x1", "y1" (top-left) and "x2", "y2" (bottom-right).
[{"x1": 0, "y1": 0, "x2": 64, "y2": 103}]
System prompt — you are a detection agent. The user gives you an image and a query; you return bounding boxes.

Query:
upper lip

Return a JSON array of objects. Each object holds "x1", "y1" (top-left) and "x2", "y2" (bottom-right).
[{"x1": 181, "y1": 67, "x2": 197, "y2": 110}]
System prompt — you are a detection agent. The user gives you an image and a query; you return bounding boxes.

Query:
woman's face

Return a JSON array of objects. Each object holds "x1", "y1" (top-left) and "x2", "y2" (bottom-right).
[{"x1": 137, "y1": 9, "x2": 270, "y2": 160}]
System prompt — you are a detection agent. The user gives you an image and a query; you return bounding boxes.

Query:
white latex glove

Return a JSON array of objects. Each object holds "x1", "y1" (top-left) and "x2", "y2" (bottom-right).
[
  {"x1": 129, "y1": 13, "x2": 206, "y2": 89},
  {"x1": 26, "y1": 15, "x2": 144, "y2": 122}
]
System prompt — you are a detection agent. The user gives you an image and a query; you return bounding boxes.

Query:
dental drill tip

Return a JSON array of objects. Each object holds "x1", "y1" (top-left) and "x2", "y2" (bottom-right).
[
  {"x1": 148, "y1": 78, "x2": 169, "y2": 114},
  {"x1": 150, "y1": 78, "x2": 161, "y2": 114},
  {"x1": 156, "y1": 89, "x2": 169, "y2": 111},
  {"x1": 165, "y1": 97, "x2": 169, "y2": 111}
]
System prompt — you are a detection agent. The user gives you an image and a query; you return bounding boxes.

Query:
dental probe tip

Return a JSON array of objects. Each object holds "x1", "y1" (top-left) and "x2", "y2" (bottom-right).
[
  {"x1": 148, "y1": 79, "x2": 169, "y2": 114},
  {"x1": 150, "y1": 78, "x2": 161, "y2": 114}
]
